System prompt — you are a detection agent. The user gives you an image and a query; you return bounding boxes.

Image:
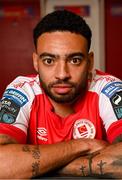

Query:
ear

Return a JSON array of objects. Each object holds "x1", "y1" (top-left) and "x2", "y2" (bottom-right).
[
  {"x1": 33, "y1": 52, "x2": 39, "y2": 72},
  {"x1": 88, "y1": 51, "x2": 94, "y2": 72}
]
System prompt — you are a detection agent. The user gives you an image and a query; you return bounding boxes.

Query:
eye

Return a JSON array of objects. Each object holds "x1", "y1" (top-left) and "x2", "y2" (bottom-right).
[
  {"x1": 42, "y1": 58, "x2": 54, "y2": 65},
  {"x1": 70, "y1": 57, "x2": 82, "y2": 65}
]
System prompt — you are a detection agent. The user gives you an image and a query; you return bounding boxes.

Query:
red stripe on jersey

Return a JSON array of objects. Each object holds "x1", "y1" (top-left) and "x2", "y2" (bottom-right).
[
  {"x1": 107, "y1": 120, "x2": 122, "y2": 143},
  {"x1": 0, "y1": 123, "x2": 26, "y2": 143}
]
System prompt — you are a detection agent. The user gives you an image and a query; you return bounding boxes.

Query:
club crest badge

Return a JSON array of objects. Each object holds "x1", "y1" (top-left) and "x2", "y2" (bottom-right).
[{"x1": 73, "y1": 119, "x2": 96, "y2": 139}]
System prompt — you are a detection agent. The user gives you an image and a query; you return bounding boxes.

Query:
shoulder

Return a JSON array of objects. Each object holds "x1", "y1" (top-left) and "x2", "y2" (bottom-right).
[
  {"x1": 89, "y1": 69, "x2": 122, "y2": 95},
  {"x1": 9, "y1": 74, "x2": 39, "y2": 86},
  {"x1": 2, "y1": 74, "x2": 43, "y2": 103}
]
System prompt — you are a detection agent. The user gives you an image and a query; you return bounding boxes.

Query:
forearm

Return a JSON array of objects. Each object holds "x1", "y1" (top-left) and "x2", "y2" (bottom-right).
[
  {"x1": 59, "y1": 142, "x2": 122, "y2": 179},
  {"x1": 0, "y1": 139, "x2": 90, "y2": 179}
]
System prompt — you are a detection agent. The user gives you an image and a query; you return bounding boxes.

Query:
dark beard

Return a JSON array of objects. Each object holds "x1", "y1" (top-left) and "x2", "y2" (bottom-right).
[{"x1": 39, "y1": 78, "x2": 88, "y2": 104}]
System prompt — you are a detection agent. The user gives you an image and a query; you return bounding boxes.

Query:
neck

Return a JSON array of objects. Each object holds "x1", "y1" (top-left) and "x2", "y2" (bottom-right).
[{"x1": 49, "y1": 98, "x2": 75, "y2": 118}]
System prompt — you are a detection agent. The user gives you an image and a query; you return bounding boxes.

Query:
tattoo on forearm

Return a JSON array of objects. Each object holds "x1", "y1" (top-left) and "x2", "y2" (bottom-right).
[
  {"x1": 32, "y1": 146, "x2": 40, "y2": 159},
  {"x1": 79, "y1": 152, "x2": 119, "y2": 178},
  {"x1": 32, "y1": 146, "x2": 40, "y2": 177},
  {"x1": 22, "y1": 145, "x2": 41, "y2": 177},
  {"x1": 32, "y1": 161, "x2": 40, "y2": 177},
  {"x1": 112, "y1": 155, "x2": 122, "y2": 166},
  {"x1": 80, "y1": 165, "x2": 86, "y2": 176},
  {"x1": 79, "y1": 152, "x2": 110, "y2": 177},
  {"x1": 88, "y1": 154, "x2": 93, "y2": 175},
  {"x1": 79, "y1": 152, "x2": 99, "y2": 177},
  {"x1": 22, "y1": 145, "x2": 31, "y2": 152},
  {"x1": 113, "y1": 134, "x2": 122, "y2": 143},
  {"x1": 87, "y1": 151, "x2": 100, "y2": 176},
  {"x1": 0, "y1": 134, "x2": 17, "y2": 144},
  {"x1": 97, "y1": 160, "x2": 106, "y2": 175}
]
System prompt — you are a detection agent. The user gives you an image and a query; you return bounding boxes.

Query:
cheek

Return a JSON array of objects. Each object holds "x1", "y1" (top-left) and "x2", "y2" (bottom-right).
[
  {"x1": 38, "y1": 68, "x2": 54, "y2": 84},
  {"x1": 72, "y1": 66, "x2": 88, "y2": 82}
]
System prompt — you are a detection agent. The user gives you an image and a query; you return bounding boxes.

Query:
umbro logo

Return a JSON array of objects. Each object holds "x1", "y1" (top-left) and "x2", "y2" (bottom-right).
[{"x1": 37, "y1": 127, "x2": 48, "y2": 141}]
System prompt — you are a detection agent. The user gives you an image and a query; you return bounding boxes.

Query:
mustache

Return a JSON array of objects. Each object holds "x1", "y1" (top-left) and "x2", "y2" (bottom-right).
[{"x1": 48, "y1": 80, "x2": 76, "y2": 87}]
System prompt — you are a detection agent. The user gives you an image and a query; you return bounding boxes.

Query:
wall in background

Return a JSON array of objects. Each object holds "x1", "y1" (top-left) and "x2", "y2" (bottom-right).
[
  {"x1": 0, "y1": 0, "x2": 40, "y2": 98},
  {"x1": 105, "y1": 0, "x2": 122, "y2": 80}
]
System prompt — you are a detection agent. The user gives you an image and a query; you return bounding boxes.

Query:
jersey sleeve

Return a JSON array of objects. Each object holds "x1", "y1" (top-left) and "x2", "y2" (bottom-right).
[
  {"x1": 99, "y1": 79, "x2": 122, "y2": 143},
  {"x1": 0, "y1": 76, "x2": 37, "y2": 143}
]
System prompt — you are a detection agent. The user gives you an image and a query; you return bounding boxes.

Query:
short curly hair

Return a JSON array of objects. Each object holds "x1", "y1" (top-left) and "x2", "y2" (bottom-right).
[{"x1": 33, "y1": 10, "x2": 92, "y2": 51}]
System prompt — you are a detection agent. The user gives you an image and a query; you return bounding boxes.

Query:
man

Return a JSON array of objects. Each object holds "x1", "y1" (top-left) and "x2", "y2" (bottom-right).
[{"x1": 0, "y1": 10, "x2": 122, "y2": 179}]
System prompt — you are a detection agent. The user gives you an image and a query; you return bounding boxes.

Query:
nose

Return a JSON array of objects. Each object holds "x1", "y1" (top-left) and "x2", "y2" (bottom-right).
[{"x1": 55, "y1": 61, "x2": 71, "y2": 80}]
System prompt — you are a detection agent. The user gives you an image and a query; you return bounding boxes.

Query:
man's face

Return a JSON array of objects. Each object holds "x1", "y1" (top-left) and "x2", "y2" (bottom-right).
[{"x1": 33, "y1": 31, "x2": 93, "y2": 104}]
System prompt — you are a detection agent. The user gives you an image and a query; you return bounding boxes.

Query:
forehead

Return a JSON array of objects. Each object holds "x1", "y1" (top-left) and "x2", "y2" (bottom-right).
[{"x1": 36, "y1": 31, "x2": 88, "y2": 54}]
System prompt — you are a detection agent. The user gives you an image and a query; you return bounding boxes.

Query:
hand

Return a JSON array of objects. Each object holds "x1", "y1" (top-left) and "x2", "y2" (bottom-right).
[
  {"x1": 86, "y1": 138, "x2": 109, "y2": 154},
  {"x1": 69, "y1": 138, "x2": 109, "y2": 157}
]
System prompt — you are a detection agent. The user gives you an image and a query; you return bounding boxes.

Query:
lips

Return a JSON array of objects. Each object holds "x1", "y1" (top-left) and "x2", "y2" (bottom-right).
[{"x1": 52, "y1": 84, "x2": 72, "y2": 94}]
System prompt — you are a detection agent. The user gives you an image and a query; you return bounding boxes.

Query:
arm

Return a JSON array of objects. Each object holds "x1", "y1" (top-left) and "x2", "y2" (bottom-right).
[
  {"x1": 58, "y1": 140, "x2": 122, "y2": 179},
  {"x1": 0, "y1": 134, "x2": 107, "y2": 179}
]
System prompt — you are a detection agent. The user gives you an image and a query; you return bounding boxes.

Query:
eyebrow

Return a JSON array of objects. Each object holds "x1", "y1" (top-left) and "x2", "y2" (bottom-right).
[
  {"x1": 67, "y1": 52, "x2": 84, "y2": 59},
  {"x1": 39, "y1": 53, "x2": 57, "y2": 59},
  {"x1": 38, "y1": 52, "x2": 84, "y2": 59}
]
